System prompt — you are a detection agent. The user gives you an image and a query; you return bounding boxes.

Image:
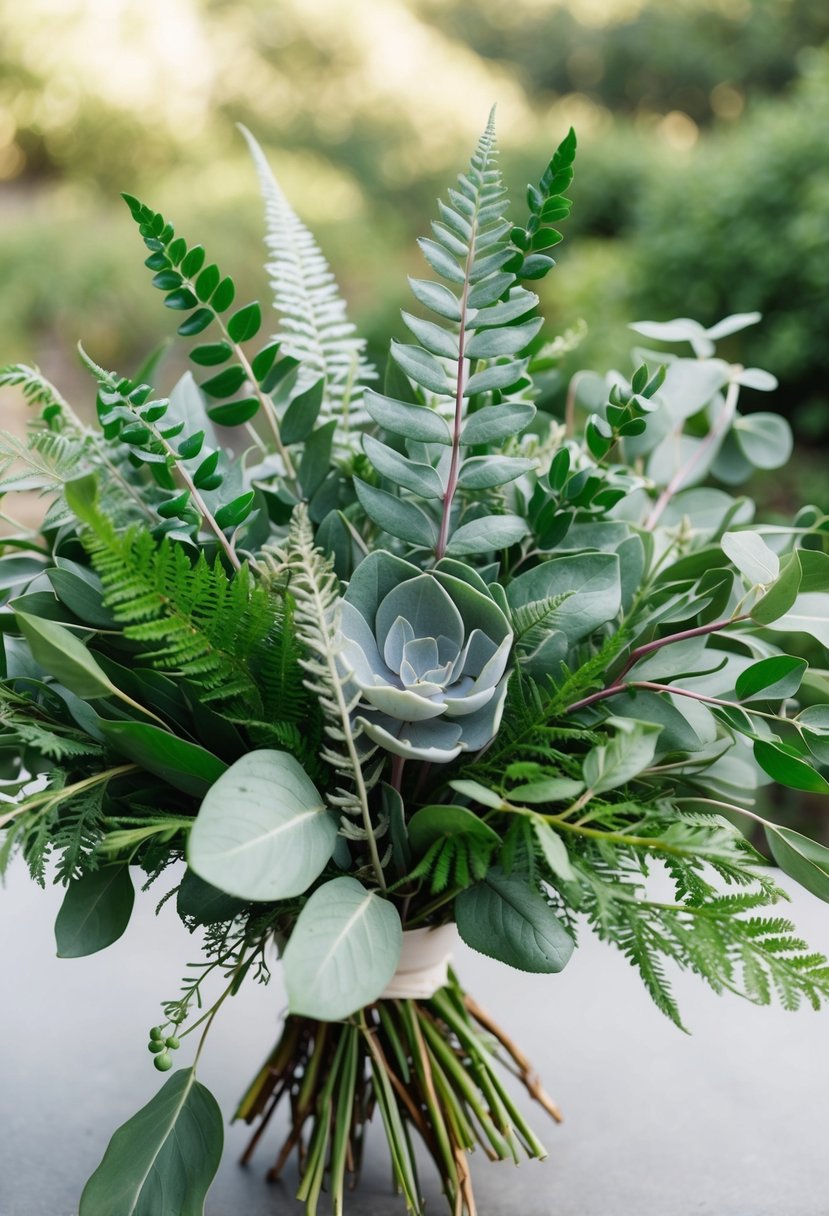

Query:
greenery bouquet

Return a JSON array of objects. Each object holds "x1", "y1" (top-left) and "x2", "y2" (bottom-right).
[{"x1": 2, "y1": 114, "x2": 829, "y2": 1216}]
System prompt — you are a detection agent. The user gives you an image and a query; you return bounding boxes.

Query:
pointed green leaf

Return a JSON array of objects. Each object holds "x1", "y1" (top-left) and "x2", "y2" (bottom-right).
[
  {"x1": 445, "y1": 514, "x2": 528, "y2": 556},
  {"x1": 465, "y1": 359, "x2": 526, "y2": 396},
  {"x1": 533, "y1": 819, "x2": 577, "y2": 884},
  {"x1": 391, "y1": 342, "x2": 452, "y2": 397},
  {"x1": 55, "y1": 865, "x2": 134, "y2": 958},
  {"x1": 401, "y1": 311, "x2": 459, "y2": 359},
  {"x1": 281, "y1": 377, "x2": 325, "y2": 444},
  {"x1": 205, "y1": 398, "x2": 259, "y2": 427},
  {"x1": 461, "y1": 401, "x2": 535, "y2": 445},
  {"x1": 752, "y1": 550, "x2": 802, "y2": 625},
  {"x1": 363, "y1": 390, "x2": 451, "y2": 445},
  {"x1": 456, "y1": 868, "x2": 573, "y2": 973},
  {"x1": 354, "y1": 479, "x2": 437, "y2": 548},
  {"x1": 583, "y1": 719, "x2": 662, "y2": 793},
  {"x1": 765, "y1": 825, "x2": 829, "y2": 904},
  {"x1": 408, "y1": 278, "x2": 462, "y2": 322},
  {"x1": 363, "y1": 436, "x2": 444, "y2": 499},
  {"x1": 98, "y1": 720, "x2": 226, "y2": 797},
  {"x1": 721, "y1": 531, "x2": 779, "y2": 585},
  {"x1": 416, "y1": 238, "x2": 464, "y2": 284},
  {"x1": 465, "y1": 317, "x2": 542, "y2": 359},
  {"x1": 14, "y1": 612, "x2": 119, "y2": 700},
  {"x1": 227, "y1": 301, "x2": 262, "y2": 343},
  {"x1": 189, "y1": 343, "x2": 232, "y2": 367},
  {"x1": 214, "y1": 491, "x2": 255, "y2": 529},
  {"x1": 79, "y1": 1069, "x2": 223, "y2": 1216},
  {"x1": 200, "y1": 365, "x2": 247, "y2": 400},
  {"x1": 754, "y1": 739, "x2": 829, "y2": 794},
  {"x1": 735, "y1": 655, "x2": 807, "y2": 702}
]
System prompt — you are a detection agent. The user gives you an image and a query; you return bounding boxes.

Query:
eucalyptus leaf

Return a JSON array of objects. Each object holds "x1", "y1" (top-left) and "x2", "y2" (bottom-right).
[{"x1": 765, "y1": 825, "x2": 829, "y2": 904}]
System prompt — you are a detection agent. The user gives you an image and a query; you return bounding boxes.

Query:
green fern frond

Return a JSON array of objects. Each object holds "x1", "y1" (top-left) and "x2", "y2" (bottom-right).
[
  {"x1": 512, "y1": 592, "x2": 574, "y2": 654},
  {"x1": 0, "y1": 363, "x2": 71, "y2": 425}
]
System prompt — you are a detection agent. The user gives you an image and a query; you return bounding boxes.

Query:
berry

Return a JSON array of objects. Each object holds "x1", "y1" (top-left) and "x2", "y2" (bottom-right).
[
  {"x1": 154, "y1": 1052, "x2": 173, "y2": 1072},
  {"x1": 149, "y1": 1027, "x2": 164, "y2": 1042},
  {"x1": 148, "y1": 1040, "x2": 166, "y2": 1054},
  {"x1": 165, "y1": 1036, "x2": 181, "y2": 1050}
]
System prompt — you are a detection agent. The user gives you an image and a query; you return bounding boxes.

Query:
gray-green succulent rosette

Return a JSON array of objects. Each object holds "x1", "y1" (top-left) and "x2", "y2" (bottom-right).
[{"x1": 338, "y1": 551, "x2": 513, "y2": 762}]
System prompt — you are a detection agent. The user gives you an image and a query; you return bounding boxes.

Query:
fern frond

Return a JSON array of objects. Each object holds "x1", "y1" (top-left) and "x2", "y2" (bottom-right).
[
  {"x1": 512, "y1": 592, "x2": 575, "y2": 655},
  {"x1": 261, "y1": 505, "x2": 388, "y2": 889},
  {"x1": 0, "y1": 363, "x2": 71, "y2": 424},
  {"x1": 0, "y1": 430, "x2": 90, "y2": 499},
  {"x1": 241, "y1": 127, "x2": 376, "y2": 447}
]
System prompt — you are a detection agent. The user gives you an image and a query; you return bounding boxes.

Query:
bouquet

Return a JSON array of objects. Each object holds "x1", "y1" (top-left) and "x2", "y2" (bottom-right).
[{"x1": 2, "y1": 113, "x2": 829, "y2": 1216}]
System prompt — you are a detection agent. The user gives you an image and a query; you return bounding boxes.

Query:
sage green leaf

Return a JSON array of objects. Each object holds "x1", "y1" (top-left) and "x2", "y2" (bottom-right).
[
  {"x1": 354, "y1": 479, "x2": 437, "y2": 548},
  {"x1": 752, "y1": 550, "x2": 802, "y2": 625},
  {"x1": 798, "y1": 705, "x2": 829, "y2": 764},
  {"x1": 735, "y1": 655, "x2": 807, "y2": 702},
  {"x1": 510, "y1": 778, "x2": 585, "y2": 804},
  {"x1": 765, "y1": 825, "x2": 829, "y2": 904},
  {"x1": 79, "y1": 1069, "x2": 223, "y2": 1216},
  {"x1": 465, "y1": 317, "x2": 542, "y2": 359},
  {"x1": 767, "y1": 593, "x2": 829, "y2": 648},
  {"x1": 408, "y1": 804, "x2": 500, "y2": 854},
  {"x1": 401, "y1": 311, "x2": 459, "y2": 359},
  {"x1": 282, "y1": 877, "x2": 402, "y2": 1020},
  {"x1": 583, "y1": 719, "x2": 662, "y2": 793},
  {"x1": 467, "y1": 272, "x2": 514, "y2": 309},
  {"x1": 466, "y1": 288, "x2": 538, "y2": 329},
  {"x1": 363, "y1": 436, "x2": 444, "y2": 499},
  {"x1": 187, "y1": 750, "x2": 335, "y2": 901},
  {"x1": 753, "y1": 739, "x2": 829, "y2": 794},
  {"x1": 456, "y1": 869, "x2": 573, "y2": 973},
  {"x1": 391, "y1": 342, "x2": 452, "y2": 396},
  {"x1": 55, "y1": 865, "x2": 134, "y2": 958},
  {"x1": 460, "y1": 401, "x2": 535, "y2": 445},
  {"x1": 659, "y1": 358, "x2": 730, "y2": 421},
  {"x1": 407, "y1": 277, "x2": 462, "y2": 321},
  {"x1": 533, "y1": 819, "x2": 577, "y2": 884},
  {"x1": 445, "y1": 514, "x2": 528, "y2": 556},
  {"x1": 363, "y1": 389, "x2": 452, "y2": 444},
  {"x1": 456, "y1": 456, "x2": 533, "y2": 490},
  {"x1": 14, "y1": 612, "x2": 118, "y2": 700},
  {"x1": 733, "y1": 412, "x2": 793, "y2": 469},
  {"x1": 507, "y1": 552, "x2": 621, "y2": 644},
  {"x1": 721, "y1": 531, "x2": 779, "y2": 585},
  {"x1": 465, "y1": 359, "x2": 526, "y2": 396},
  {"x1": 449, "y1": 778, "x2": 506, "y2": 809},
  {"x1": 281, "y1": 377, "x2": 325, "y2": 444},
  {"x1": 416, "y1": 237, "x2": 464, "y2": 284},
  {"x1": 98, "y1": 721, "x2": 226, "y2": 797},
  {"x1": 299, "y1": 419, "x2": 337, "y2": 498}
]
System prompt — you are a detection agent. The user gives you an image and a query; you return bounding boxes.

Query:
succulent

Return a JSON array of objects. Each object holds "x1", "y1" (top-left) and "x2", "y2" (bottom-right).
[{"x1": 338, "y1": 551, "x2": 513, "y2": 762}]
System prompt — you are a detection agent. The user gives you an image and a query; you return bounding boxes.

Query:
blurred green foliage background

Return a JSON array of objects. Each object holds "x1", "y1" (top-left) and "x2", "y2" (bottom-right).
[{"x1": 0, "y1": 0, "x2": 827, "y2": 482}]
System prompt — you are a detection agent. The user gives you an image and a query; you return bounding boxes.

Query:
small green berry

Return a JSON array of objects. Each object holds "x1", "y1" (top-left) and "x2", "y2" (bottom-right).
[
  {"x1": 148, "y1": 1040, "x2": 166, "y2": 1054},
  {"x1": 154, "y1": 1052, "x2": 173, "y2": 1072},
  {"x1": 149, "y1": 1026, "x2": 164, "y2": 1042},
  {"x1": 165, "y1": 1036, "x2": 181, "y2": 1050}
]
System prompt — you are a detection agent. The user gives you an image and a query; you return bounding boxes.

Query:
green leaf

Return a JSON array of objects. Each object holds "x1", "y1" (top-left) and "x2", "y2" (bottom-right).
[
  {"x1": 188, "y1": 750, "x2": 335, "y2": 901},
  {"x1": 47, "y1": 565, "x2": 115, "y2": 629},
  {"x1": 363, "y1": 436, "x2": 444, "y2": 499},
  {"x1": 408, "y1": 804, "x2": 500, "y2": 854},
  {"x1": 735, "y1": 655, "x2": 807, "y2": 702},
  {"x1": 282, "y1": 876, "x2": 402, "y2": 1020},
  {"x1": 176, "y1": 869, "x2": 246, "y2": 926},
  {"x1": 455, "y1": 869, "x2": 573, "y2": 973},
  {"x1": 390, "y1": 342, "x2": 451, "y2": 396},
  {"x1": 445, "y1": 514, "x2": 528, "y2": 556},
  {"x1": 206, "y1": 398, "x2": 259, "y2": 427},
  {"x1": 210, "y1": 276, "x2": 235, "y2": 312},
  {"x1": 752, "y1": 550, "x2": 802, "y2": 625},
  {"x1": 251, "y1": 341, "x2": 281, "y2": 382},
  {"x1": 164, "y1": 288, "x2": 198, "y2": 312},
  {"x1": 465, "y1": 360, "x2": 526, "y2": 396},
  {"x1": 416, "y1": 237, "x2": 464, "y2": 284},
  {"x1": 227, "y1": 302, "x2": 262, "y2": 343},
  {"x1": 214, "y1": 491, "x2": 255, "y2": 530},
  {"x1": 79, "y1": 1069, "x2": 223, "y2": 1216},
  {"x1": 510, "y1": 778, "x2": 585, "y2": 804},
  {"x1": 721, "y1": 531, "x2": 779, "y2": 585},
  {"x1": 299, "y1": 419, "x2": 337, "y2": 498},
  {"x1": 200, "y1": 365, "x2": 247, "y2": 400},
  {"x1": 449, "y1": 779, "x2": 506, "y2": 809},
  {"x1": 733, "y1": 412, "x2": 793, "y2": 469},
  {"x1": 766, "y1": 593, "x2": 829, "y2": 648},
  {"x1": 407, "y1": 277, "x2": 462, "y2": 322},
  {"x1": 189, "y1": 343, "x2": 232, "y2": 367},
  {"x1": 354, "y1": 479, "x2": 437, "y2": 548},
  {"x1": 465, "y1": 317, "x2": 542, "y2": 359},
  {"x1": 195, "y1": 264, "x2": 220, "y2": 302},
  {"x1": 177, "y1": 309, "x2": 213, "y2": 337},
  {"x1": 401, "y1": 311, "x2": 459, "y2": 359},
  {"x1": 98, "y1": 721, "x2": 226, "y2": 797},
  {"x1": 55, "y1": 865, "x2": 134, "y2": 958},
  {"x1": 456, "y1": 455, "x2": 533, "y2": 490},
  {"x1": 533, "y1": 819, "x2": 577, "y2": 884},
  {"x1": 363, "y1": 390, "x2": 452, "y2": 445},
  {"x1": 765, "y1": 825, "x2": 829, "y2": 904},
  {"x1": 14, "y1": 612, "x2": 119, "y2": 700},
  {"x1": 181, "y1": 245, "x2": 205, "y2": 277},
  {"x1": 460, "y1": 401, "x2": 535, "y2": 445},
  {"x1": 753, "y1": 739, "x2": 829, "y2": 794},
  {"x1": 507, "y1": 552, "x2": 621, "y2": 644},
  {"x1": 583, "y1": 719, "x2": 662, "y2": 793},
  {"x1": 281, "y1": 377, "x2": 325, "y2": 445}
]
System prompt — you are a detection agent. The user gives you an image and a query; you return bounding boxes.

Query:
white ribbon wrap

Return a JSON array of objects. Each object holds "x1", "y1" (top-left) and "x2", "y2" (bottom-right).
[{"x1": 380, "y1": 924, "x2": 459, "y2": 1000}]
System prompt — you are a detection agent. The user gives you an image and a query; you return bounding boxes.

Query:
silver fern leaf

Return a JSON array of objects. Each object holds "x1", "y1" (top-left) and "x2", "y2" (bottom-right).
[{"x1": 240, "y1": 127, "x2": 377, "y2": 449}]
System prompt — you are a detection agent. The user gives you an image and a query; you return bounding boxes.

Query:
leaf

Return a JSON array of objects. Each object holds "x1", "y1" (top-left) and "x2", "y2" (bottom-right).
[
  {"x1": 721, "y1": 531, "x2": 779, "y2": 585},
  {"x1": 455, "y1": 869, "x2": 573, "y2": 973},
  {"x1": 363, "y1": 435, "x2": 444, "y2": 499},
  {"x1": 363, "y1": 390, "x2": 452, "y2": 445},
  {"x1": 767, "y1": 593, "x2": 829, "y2": 648},
  {"x1": 400, "y1": 311, "x2": 459, "y2": 359},
  {"x1": 445, "y1": 514, "x2": 528, "y2": 556},
  {"x1": 79, "y1": 1069, "x2": 223, "y2": 1216},
  {"x1": 408, "y1": 804, "x2": 500, "y2": 854},
  {"x1": 55, "y1": 865, "x2": 134, "y2": 958},
  {"x1": 206, "y1": 398, "x2": 259, "y2": 427},
  {"x1": 299, "y1": 419, "x2": 337, "y2": 498},
  {"x1": 583, "y1": 719, "x2": 662, "y2": 793},
  {"x1": 14, "y1": 612, "x2": 119, "y2": 700},
  {"x1": 199, "y1": 365, "x2": 247, "y2": 400},
  {"x1": 449, "y1": 779, "x2": 505, "y2": 809},
  {"x1": 281, "y1": 377, "x2": 325, "y2": 444},
  {"x1": 211, "y1": 276, "x2": 235, "y2": 313},
  {"x1": 227, "y1": 302, "x2": 262, "y2": 343},
  {"x1": 176, "y1": 869, "x2": 246, "y2": 925},
  {"x1": 465, "y1": 360, "x2": 526, "y2": 396},
  {"x1": 465, "y1": 317, "x2": 543, "y2": 359},
  {"x1": 752, "y1": 550, "x2": 802, "y2": 625},
  {"x1": 214, "y1": 491, "x2": 255, "y2": 530},
  {"x1": 391, "y1": 342, "x2": 451, "y2": 397},
  {"x1": 460, "y1": 401, "x2": 536, "y2": 445},
  {"x1": 407, "y1": 277, "x2": 462, "y2": 322},
  {"x1": 533, "y1": 819, "x2": 577, "y2": 884},
  {"x1": 98, "y1": 721, "x2": 226, "y2": 797},
  {"x1": 187, "y1": 750, "x2": 335, "y2": 901},
  {"x1": 765, "y1": 825, "x2": 829, "y2": 904},
  {"x1": 753, "y1": 739, "x2": 829, "y2": 794},
  {"x1": 733, "y1": 413, "x2": 793, "y2": 470},
  {"x1": 189, "y1": 342, "x2": 232, "y2": 367},
  {"x1": 456, "y1": 455, "x2": 533, "y2": 490},
  {"x1": 507, "y1": 552, "x2": 621, "y2": 644},
  {"x1": 354, "y1": 479, "x2": 437, "y2": 548},
  {"x1": 735, "y1": 655, "x2": 807, "y2": 702},
  {"x1": 510, "y1": 778, "x2": 585, "y2": 803},
  {"x1": 282, "y1": 876, "x2": 402, "y2": 1020}
]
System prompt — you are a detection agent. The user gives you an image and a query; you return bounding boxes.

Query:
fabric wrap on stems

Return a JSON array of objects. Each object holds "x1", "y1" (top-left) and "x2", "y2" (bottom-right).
[{"x1": 380, "y1": 923, "x2": 459, "y2": 999}]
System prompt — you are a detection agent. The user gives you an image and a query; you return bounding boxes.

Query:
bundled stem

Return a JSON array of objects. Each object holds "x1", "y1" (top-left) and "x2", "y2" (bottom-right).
[{"x1": 236, "y1": 973, "x2": 558, "y2": 1216}]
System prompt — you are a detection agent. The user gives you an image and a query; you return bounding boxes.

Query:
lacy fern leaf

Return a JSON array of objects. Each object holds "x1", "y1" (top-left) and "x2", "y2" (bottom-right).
[{"x1": 241, "y1": 126, "x2": 376, "y2": 446}]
